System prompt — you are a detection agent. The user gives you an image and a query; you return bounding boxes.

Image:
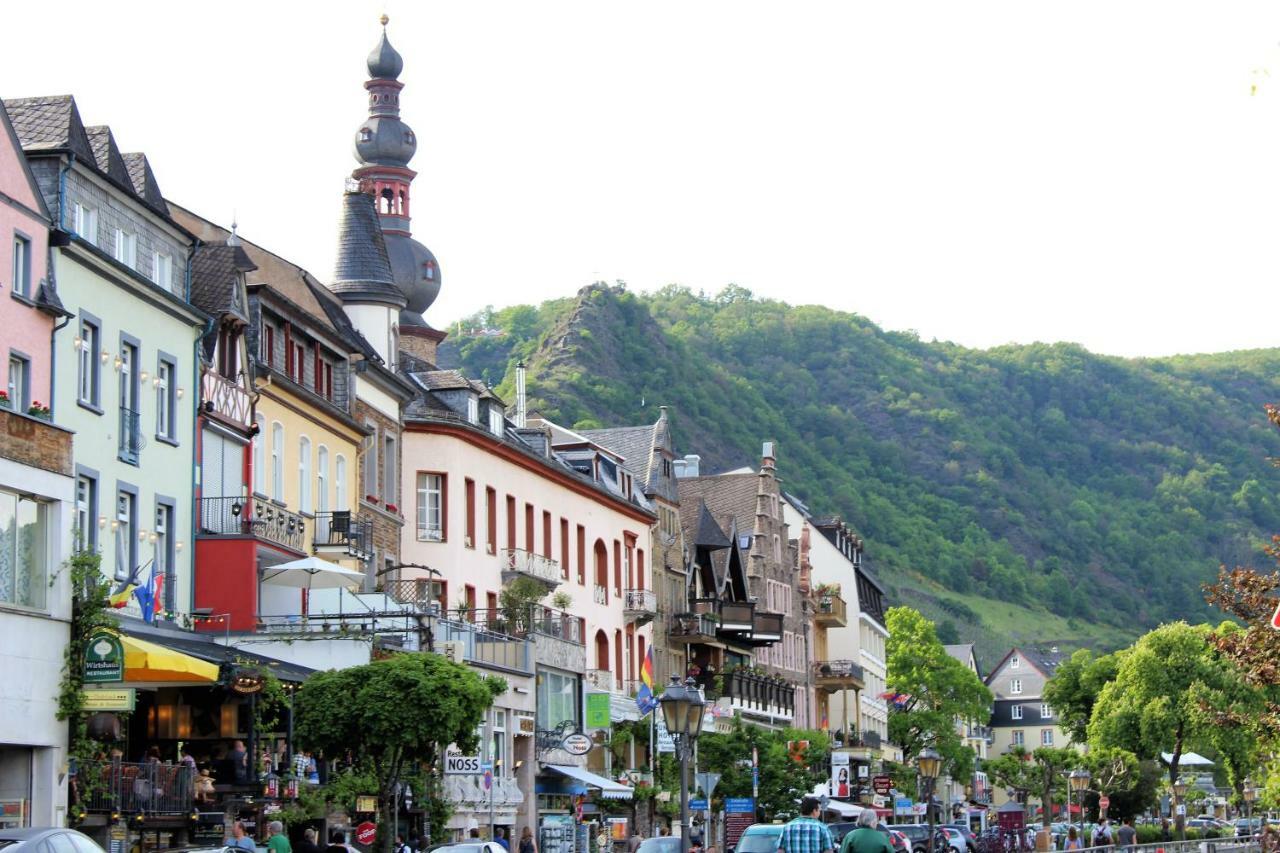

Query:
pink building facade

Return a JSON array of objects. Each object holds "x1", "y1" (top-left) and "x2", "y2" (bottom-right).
[{"x1": 0, "y1": 104, "x2": 56, "y2": 414}]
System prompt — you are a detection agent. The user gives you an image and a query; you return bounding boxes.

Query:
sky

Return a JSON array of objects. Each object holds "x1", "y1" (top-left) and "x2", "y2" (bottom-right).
[{"x1": 4, "y1": 1, "x2": 1280, "y2": 358}]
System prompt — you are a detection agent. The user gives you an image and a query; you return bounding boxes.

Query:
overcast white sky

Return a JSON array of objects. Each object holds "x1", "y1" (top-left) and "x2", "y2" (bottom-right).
[{"x1": 5, "y1": 1, "x2": 1280, "y2": 357}]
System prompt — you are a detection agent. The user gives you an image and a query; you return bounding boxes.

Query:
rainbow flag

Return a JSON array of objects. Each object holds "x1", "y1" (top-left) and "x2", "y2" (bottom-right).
[{"x1": 635, "y1": 647, "x2": 658, "y2": 716}]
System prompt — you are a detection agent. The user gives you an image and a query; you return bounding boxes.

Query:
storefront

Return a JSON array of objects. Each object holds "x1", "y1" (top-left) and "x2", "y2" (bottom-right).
[{"x1": 536, "y1": 765, "x2": 633, "y2": 853}]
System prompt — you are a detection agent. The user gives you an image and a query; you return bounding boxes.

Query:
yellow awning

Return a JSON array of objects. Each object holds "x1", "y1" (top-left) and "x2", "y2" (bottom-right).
[{"x1": 121, "y1": 634, "x2": 220, "y2": 684}]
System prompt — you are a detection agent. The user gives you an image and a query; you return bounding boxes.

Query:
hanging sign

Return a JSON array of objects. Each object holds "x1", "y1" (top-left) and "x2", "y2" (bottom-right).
[
  {"x1": 586, "y1": 693, "x2": 611, "y2": 729},
  {"x1": 83, "y1": 689, "x2": 136, "y2": 711},
  {"x1": 562, "y1": 733, "x2": 592, "y2": 755},
  {"x1": 84, "y1": 632, "x2": 125, "y2": 683}
]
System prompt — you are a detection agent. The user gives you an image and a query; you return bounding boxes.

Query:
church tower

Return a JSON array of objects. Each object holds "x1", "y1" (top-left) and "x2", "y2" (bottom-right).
[{"x1": 334, "y1": 16, "x2": 447, "y2": 365}]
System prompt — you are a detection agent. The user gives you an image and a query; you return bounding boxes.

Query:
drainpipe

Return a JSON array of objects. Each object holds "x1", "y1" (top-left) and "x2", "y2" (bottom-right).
[
  {"x1": 189, "y1": 239, "x2": 211, "y2": 619},
  {"x1": 48, "y1": 153, "x2": 76, "y2": 420}
]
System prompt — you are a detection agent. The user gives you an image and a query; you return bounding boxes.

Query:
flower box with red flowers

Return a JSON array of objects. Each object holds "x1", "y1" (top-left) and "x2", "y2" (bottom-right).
[
  {"x1": 385, "y1": 503, "x2": 399, "y2": 514},
  {"x1": 365, "y1": 495, "x2": 380, "y2": 504}
]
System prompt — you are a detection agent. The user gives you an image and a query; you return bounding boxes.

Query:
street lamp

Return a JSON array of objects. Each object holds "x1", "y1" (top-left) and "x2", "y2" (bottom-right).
[
  {"x1": 1243, "y1": 779, "x2": 1257, "y2": 833},
  {"x1": 660, "y1": 675, "x2": 707, "y2": 853},
  {"x1": 1068, "y1": 769, "x2": 1091, "y2": 841},
  {"x1": 1172, "y1": 777, "x2": 1188, "y2": 841},
  {"x1": 918, "y1": 748, "x2": 943, "y2": 851}
]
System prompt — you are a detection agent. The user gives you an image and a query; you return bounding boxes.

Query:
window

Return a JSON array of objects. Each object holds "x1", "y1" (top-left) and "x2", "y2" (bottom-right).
[
  {"x1": 485, "y1": 486, "x2": 497, "y2": 553},
  {"x1": 314, "y1": 352, "x2": 333, "y2": 400},
  {"x1": 77, "y1": 317, "x2": 100, "y2": 406},
  {"x1": 491, "y1": 709, "x2": 507, "y2": 775},
  {"x1": 467, "y1": 395, "x2": 479, "y2": 424},
  {"x1": 416, "y1": 473, "x2": 444, "y2": 541},
  {"x1": 7, "y1": 354, "x2": 29, "y2": 413},
  {"x1": 114, "y1": 230, "x2": 137, "y2": 268},
  {"x1": 155, "y1": 358, "x2": 176, "y2": 441},
  {"x1": 73, "y1": 203, "x2": 98, "y2": 246},
  {"x1": 1009, "y1": 679, "x2": 1022, "y2": 695},
  {"x1": 152, "y1": 252, "x2": 172, "y2": 290},
  {"x1": 262, "y1": 325, "x2": 275, "y2": 367},
  {"x1": 335, "y1": 455, "x2": 347, "y2": 509},
  {"x1": 114, "y1": 489, "x2": 136, "y2": 581},
  {"x1": 1012, "y1": 730, "x2": 1024, "y2": 747},
  {"x1": 464, "y1": 479, "x2": 476, "y2": 547},
  {"x1": 383, "y1": 435, "x2": 397, "y2": 504},
  {"x1": 252, "y1": 416, "x2": 266, "y2": 494},
  {"x1": 1010, "y1": 655, "x2": 1020, "y2": 669},
  {"x1": 489, "y1": 407, "x2": 503, "y2": 436},
  {"x1": 0, "y1": 489, "x2": 47, "y2": 608},
  {"x1": 577, "y1": 525, "x2": 586, "y2": 585},
  {"x1": 119, "y1": 341, "x2": 138, "y2": 411},
  {"x1": 155, "y1": 502, "x2": 174, "y2": 613},
  {"x1": 362, "y1": 426, "x2": 378, "y2": 500},
  {"x1": 525, "y1": 503, "x2": 534, "y2": 551},
  {"x1": 12, "y1": 233, "x2": 31, "y2": 297},
  {"x1": 1041, "y1": 729, "x2": 1054, "y2": 746},
  {"x1": 118, "y1": 341, "x2": 139, "y2": 464},
  {"x1": 75, "y1": 473, "x2": 97, "y2": 551},
  {"x1": 1011, "y1": 705, "x2": 1023, "y2": 720},
  {"x1": 537, "y1": 668, "x2": 580, "y2": 729},
  {"x1": 317, "y1": 446, "x2": 329, "y2": 515},
  {"x1": 543, "y1": 511, "x2": 552, "y2": 559},
  {"x1": 1040, "y1": 704, "x2": 1052, "y2": 719},
  {"x1": 298, "y1": 437, "x2": 312, "y2": 512},
  {"x1": 271, "y1": 423, "x2": 284, "y2": 499},
  {"x1": 288, "y1": 339, "x2": 305, "y2": 384},
  {"x1": 560, "y1": 518, "x2": 570, "y2": 580}
]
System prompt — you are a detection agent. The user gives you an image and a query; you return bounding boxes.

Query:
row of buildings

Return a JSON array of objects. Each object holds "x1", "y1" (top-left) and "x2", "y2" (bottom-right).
[{"x1": 0, "y1": 18, "x2": 900, "y2": 845}]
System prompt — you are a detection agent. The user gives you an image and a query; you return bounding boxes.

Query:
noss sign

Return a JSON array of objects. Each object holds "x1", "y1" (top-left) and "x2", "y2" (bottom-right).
[{"x1": 445, "y1": 754, "x2": 482, "y2": 775}]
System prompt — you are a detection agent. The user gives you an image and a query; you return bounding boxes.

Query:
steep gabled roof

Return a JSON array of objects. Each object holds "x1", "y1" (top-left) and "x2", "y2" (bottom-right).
[
  {"x1": 190, "y1": 242, "x2": 255, "y2": 320},
  {"x1": 0, "y1": 102, "x2": 50, "y2": 221},
  {"x1": 580, "y1": 407, "x2": 676, "y2": 504},
  {"x1": 944, "y1": 643, "x2": 981, "y2": 678},
  {"x1": 677, "y1": 472, "x2": 759, "y2": 536},
  {"x1": 2, "y1": 95, "x2": 95, "y2": 161},
  {"x1": 985, "y1": 646, "x2": 1065, "y2": 686},
  {"x1": 121, "y1": 152, "x2": 166, "y2": 211},
  {"x1": 84, "y1": 125, "x2": 132, "y2": 188}
]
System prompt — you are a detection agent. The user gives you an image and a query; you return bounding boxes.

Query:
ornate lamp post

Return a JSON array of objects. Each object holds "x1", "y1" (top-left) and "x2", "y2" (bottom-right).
[
  {"x1": 918, "y1": 747, "x2": 943, "y2": 852},
  {"x1": 1068, "y1": 770, "x2": 1091, "y2": 841},
  {"x1": 1172, "y1": 777, "x2": 1188, "y2": 841},
  {"x1": 1243, "y1": 779, "x2": 1257, "y2": 834},
  {"x1": 661, "y1": 675, "x2": 707, "y2": 853}
]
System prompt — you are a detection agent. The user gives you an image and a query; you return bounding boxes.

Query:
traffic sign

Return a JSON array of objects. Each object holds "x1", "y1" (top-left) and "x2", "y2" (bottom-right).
[
  {"x1": 483, "y1": 770, "x2": 493, "y2": 792},
  {"x1": 689, "y1": 799, "x2": 708, "y2": 811},
  {"x1": 355, "y1": 822, "x2": 377, "y2": 846},
  {"x1": 1176, "y1": 804, "x2": 1186, "y2": 816},
  {"x1": 724, "y1": 798, "x2": 755, "y2": 814}
]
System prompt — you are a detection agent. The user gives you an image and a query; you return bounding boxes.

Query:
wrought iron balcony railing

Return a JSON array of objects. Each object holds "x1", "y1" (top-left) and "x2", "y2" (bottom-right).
[
  {"x1": 500, "y1": 548, "x2": 561, "y2": 587},
  {"x1": 198, "y1": 496, "x2": 306, "y2": 553},
  {"x1": 813, "y1": 659, "x2": 865, "y2": 690},
  {"x1": 118, "y1": 407, "x2": 144, "y2": 464},
  {"x1": 623, "y1": 588, "x2": 657, "y2": 623},
  {"x1": 314, "y1": 510, "x2": 373, "y2": 560}
]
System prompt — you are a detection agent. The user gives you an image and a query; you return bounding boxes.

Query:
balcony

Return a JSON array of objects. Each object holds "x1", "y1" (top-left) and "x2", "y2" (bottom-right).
[
  {"x1": 746, "y1": 611, "x2": 784, "y2": 646},
  {"x1": 436, "y1": 614, "x2": 531, "y2": 674},
  {"x1": 201, "y1": 369, "x2": 252, "y2": 428},
  {"x1": 529, "y1": 609, "x2": 585, "y2": 644},
  {"x1": 314, "y1": 510, "x2": 373, "y2": 561},
  {"x1": 814, "y1": 659, "x2": 865, "y2": 692},
  {"x1": 500, "y1": 548, "x2": 561, "y2": 589},
  {"x1": 669, "y1": 612, "x2": 719, "y2": 644},
  {"x1": 198, "y1": 496, "x2": 306, "y2": 553},
  {"x1": 118, "y1": 407, "x2": 143, "y2": 464},
  {"x1": 593, "y1": 584, "x2": 608, "y2": 605},
  {"x1": 718, "y1": 600, "x2": 755, "y2": 632},
  {"x1": 723, "y1": 669, "x2": 795, "y2": 719},
  {"x1": 78, "y1": 760, "x2": 194, "y2": 815},
  {"x1": 585, "y1": 669, "x2": 617, "y2": 692},
  {"x1": 814, "y1": 594, "x2": 848, "y2": 627},
  {"x1": 623, "y1": 589, "x2": 657, "y2": 625}
]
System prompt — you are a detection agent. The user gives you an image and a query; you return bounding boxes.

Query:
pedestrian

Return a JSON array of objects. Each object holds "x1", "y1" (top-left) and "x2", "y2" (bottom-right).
[
  {"x1": 1159, "y1": 820, "x2": 1171, "y2": 844},
  {"x1": 267, "y1": 820, "x2": 292, "y2": 853},
  {"x1": 325, "y1": 830, "x2": 350, "y2": 853},
  {"x1": 297, "y1": 828, "x2": 323, "y2": 853},
  {"x1": 519, "y1": 828, "x2": 537, "y2": 853},
  {"x1": 227, "y1": 821, "x2": 256, "y2": 853},
  {"x1": 1063, "y1": 828, "x2": 1080, "y2": 851},
  {"x1": 395, "y1": 834, "x2": 411, "y2": 853},
  {"x1": 1091, "y1": 820, "x2": 1111, "y2": 849},
  {"x1": 230, "y1": 740, "x2": 249, "y2": 784},
  {"x1": 629, "y1": 834, "x2": 643, "y2": 853},
  {"x1": 496, "y1": 828, "x2": 511, "y2": 852},
  {"x1": 776, "y1": 796, "x2": 836, "y2": 853},
  {"x1": 839, "y1": 810, "x2": 892, "y2": 853},
  {"x1": 1115, "y1": 819, "x2": 1135, "y2": 853}
]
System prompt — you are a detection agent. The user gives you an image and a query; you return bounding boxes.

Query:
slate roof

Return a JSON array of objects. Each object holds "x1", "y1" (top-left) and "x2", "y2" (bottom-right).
[
  {"x1": 691, "y1": 501, "x2": 731, "y2": 549},
  {"x1": 677, "y1": 472, "x2": 759, "y2": 538},
  {"x1": 944, "y1": 643, "x2": 980, "y2": 677},
  {"x1": 2, "y1": 95, "x2": 94, "y2": 161},
  {"x1": 1021, "y1": 647, "x2": 1066, "y2": 676},
  {"x1": 414, "y1": 369, "x2": 473, "y2": 391},
  {"x1": 329, "y1": 188, "x2": 405, "y2": 306},
  {"x1": 122, "y1": 152, "x2": 167, "y2": 211},
  {"x1": 580, "y1": 408, "x2": 676, "y2": 503},
  {"x1": 85, "y1": 125, "x2": 132, "y2": 188},
  {"x1": 190, "y1": 242, "x2": 255, "y2": 319}
]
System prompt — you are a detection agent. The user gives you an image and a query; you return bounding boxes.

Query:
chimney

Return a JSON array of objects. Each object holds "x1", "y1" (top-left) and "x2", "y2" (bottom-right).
[
  {"x1": 401, "y1": 325, "x2": 446, "y2": 365},
  {"x1": 674, "y1": 454, "x2": 700, "y2": 478},
  {"x1": 672, "y1": 459, "x2": 686, "y2": 478},
  {"x1": 515, "y1": 360, "x2": 528, "y2": 428},
  {"x1": 762, "y1": 440, "x2": 776, "y2": 470}
]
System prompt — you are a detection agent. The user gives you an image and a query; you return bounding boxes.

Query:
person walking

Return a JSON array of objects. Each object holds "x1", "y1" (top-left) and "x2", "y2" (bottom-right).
[
  {"x1": 839, "y1": 811, "x2": 892, "y2": 853},
  {"x1": 1115, "y1": 819, "x2": 1136, "y2": 853},
  {"x1": 227, "y1": 821, "x2": 256, "y2": 853},
  {"x1": 266, "y1": 821, "x2": 292, "y2": 853},
  {"x1": 519, "y1": 827, "x2": 537, "y2": 853},
  {"x1": 495, "y1": 828, "x2": 511, "y2": 852},
  {"x1": 776, "y1": 796, "x2": 836, "y2": 853},
  {"x1": 296, "y1": 829, "x2": 323, "y2": 853},
  {"x1": 1063, "y1": 827, "x2": 1081, "y2": 851}
]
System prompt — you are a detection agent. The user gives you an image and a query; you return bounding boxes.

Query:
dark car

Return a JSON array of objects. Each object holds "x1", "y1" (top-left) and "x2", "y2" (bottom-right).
[
  {"x1": 0, "y1": 829, "x2": 108, "y2": 853},
  {"x1": 890, "y1": 825, "x2": 947, "y2": 853}
]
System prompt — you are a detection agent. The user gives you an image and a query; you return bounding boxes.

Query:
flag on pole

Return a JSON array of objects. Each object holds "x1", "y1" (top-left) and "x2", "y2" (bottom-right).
[
  {"x1": 635, "y1": 646, "x2": 658, "y2": 716},
  {"x1": 109, "y1": 561, "x2": 143, "y2": 608},
  {"x1": 132, "y1": 559, "x2": 159, "y2": 623}
]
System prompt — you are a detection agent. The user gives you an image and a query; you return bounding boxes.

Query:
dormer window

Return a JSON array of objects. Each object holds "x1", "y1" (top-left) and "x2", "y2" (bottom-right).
[
  {"x1": 489, "y1": 407, "x2": 503, "y2": 437},
  {"x1": 423, "y1": 260, "x2": 435, "y2": 280},
  {"x1": 467, "y1": 395, "x2": 479, "y2": 424}
]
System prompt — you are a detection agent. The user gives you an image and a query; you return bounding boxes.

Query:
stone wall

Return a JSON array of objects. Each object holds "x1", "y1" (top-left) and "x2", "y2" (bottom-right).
[
  {"x1": 0, "y1": 409, "x2": 72, "y2": 475},
  {"x1": 353, "y1": 396, "x2": 403, "y2": 581}
]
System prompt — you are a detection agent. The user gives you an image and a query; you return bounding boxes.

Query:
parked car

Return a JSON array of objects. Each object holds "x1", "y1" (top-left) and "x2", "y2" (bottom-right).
[
  {"x1": 883, "y1": 829, "x2": 911, "y2": 853},
  {"x1": 937, "y1": 828, "x2": 967, "y2": 853},
  {"x1": 429, "y1": 844, "x2": 508, "y2": 853},
  {"x1": 733, "y1": 824, "x2": 785, "y2": 853},
  {"x1": 827, "y1": 822, "x2": 860, "y2": 845},
  {"x1": 0, "y1": 830, "x2": 108, "y2": 853},
  {"x1": 635, "y1": 839, "x2": 682, "y2": 853},
  {"x1": 891, "y1": 824, "x2": 948, "y2": 853},
  {"x1": 1236, "y1": 818, "x2": 1263, "y2": 837}
]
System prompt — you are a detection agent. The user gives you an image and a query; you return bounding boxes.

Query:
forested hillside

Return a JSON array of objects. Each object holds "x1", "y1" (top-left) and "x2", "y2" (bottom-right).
[{"x1": 439, "y1": 284, "x2": 1280, "y2": 654}]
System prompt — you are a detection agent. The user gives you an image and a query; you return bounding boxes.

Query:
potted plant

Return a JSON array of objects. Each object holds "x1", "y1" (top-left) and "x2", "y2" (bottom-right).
[
  {"x1": 814, "y1": 582, "x2": 839, "y2": 611},
  {"x1": 551, "y1": 590, "x2": 573, "y2": 611},
  {"x1": 27, "y1": 401, "x2": 51, "y2": 420},
  {"x1": 0, "y1": 390, "x2": 9, "y2": 410}
]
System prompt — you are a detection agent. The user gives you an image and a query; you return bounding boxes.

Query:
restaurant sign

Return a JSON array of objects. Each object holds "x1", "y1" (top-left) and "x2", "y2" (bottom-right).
[
  {"x1": 84, "y1": 632, "x2": 124, "y2": 683},
  {"x1": 83, "y1": 688, "x2": 136, "y2": 711}
]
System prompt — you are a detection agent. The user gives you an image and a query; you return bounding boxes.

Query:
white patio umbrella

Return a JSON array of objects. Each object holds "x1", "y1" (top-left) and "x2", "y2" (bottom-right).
[{"x1": 261, "y1": 556, "x2": 365, "y2": 589}]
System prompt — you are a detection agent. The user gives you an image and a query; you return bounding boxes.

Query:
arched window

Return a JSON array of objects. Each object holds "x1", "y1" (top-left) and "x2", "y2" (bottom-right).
[
  {"x1": 271, "y1": 423, "x2": 284, "y2": 500},
  {"x1": 594, "y1": 630, "x2": 609, "y2": 672},
  {"x1": 593, "y1": 540, "x2": 609, "y2": 600},
  {"x1": 299, "y1": 437, "x2": 312, "y2": 513},
  {"x1": 335, "y1": 455, "x2": 348, "y2": 509}
]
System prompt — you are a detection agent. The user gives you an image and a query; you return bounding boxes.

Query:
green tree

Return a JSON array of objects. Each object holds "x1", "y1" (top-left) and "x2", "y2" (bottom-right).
[
  {"x1": 885, "y1": 607, "x2": 992, "y2": 781},
  {"x1": 984, "y1": 747, "x2": 1081, "y2": 823},
  {"x1": 1044, "y1": 649, "x2": 1121, "y2": 744},
  {"x1": 696, "y1": 722, "x2": 829, "y2": 820},
  {"x1": 295, "y1": 653, "x2": 506, "y2": 853}
]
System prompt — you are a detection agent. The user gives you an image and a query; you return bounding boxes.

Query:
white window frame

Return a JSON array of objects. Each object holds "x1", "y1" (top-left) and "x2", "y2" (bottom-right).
[
  {"x1": 252, "y1": 416, "x2": 266, "y2": 495},
  {"x1": 1040, "y1": 703, "x2": 1052, "y2": 719},
  {"x1": 115, "y1": 489, "x2": 135, "y2": 581},
  {"x1": 383, "y1": 434, "x2": 397, "y2": 505},
  {"x1": 467, "y1": 395, "x2": 479, "y2": 424},
  {"x1": 155, "y1": 503, "x2": 172, "y2": 612},
  {"x1": 1011, "y1": 704, "x2": 1023, "y2": 720},
  {"x1": 77, "y1": 318, "x2": 100, "y2": 406},
  {"x1": 271, "y1": 422, "x2": 284, "y2": 500},
  {"x1": 12, "y1": 233, "x2": 31, "y2": 298},
  {"x1": 299, "y1": 436, "x2": 312, "y2": 513},
  {"x1": 317, "y1": 446, "x2": 329, "y2": 514},
  {"x1": 416, "y1": 473, "x2": 443, "y2": 541},
  {"x1": 0, "y1": 489, "x2": 48, "y2": 609},
  {"x1": 335, "y1": 455, "x2": 347, "y2": 509},
  {"x1": 489, "y1": 407, "x2": 503, "y2": 436},
  {"x1": 73, "y1": 203, "x2": 98, "y2": 246},
  {"x1": 7, "y1": 354, "x2": 29, "y2": 413},
  {"x1": 152, "y1": 252, "x2": 172, "y2": 290},
  {"x1": 1010, "y1": 655, "x2": 1020, "y2": 669},
  {"x1": 75, "y1": 474, "x2": 96, "y2": 551},
  {"x1": 1041, "y1": 729, "x2": 1054, "y2": 746},
  {"x1": 114, "y1": 229, "x2": 137, "y2": 269},
  {"x1": 155, "y1": 358, "x2": 176, "y2": 441},
  {"x1": 1009, "y1": 678, "x2": 1022, "y2": 695},
  {"x1": 1012, "y1": 730, "x2": 1025, "y2": 747}
]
